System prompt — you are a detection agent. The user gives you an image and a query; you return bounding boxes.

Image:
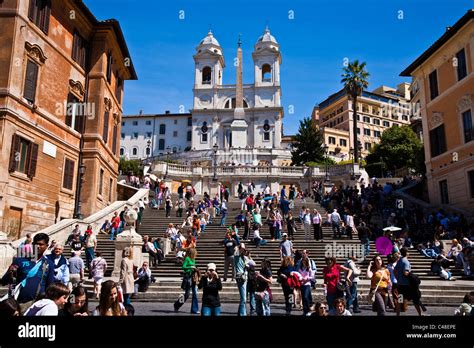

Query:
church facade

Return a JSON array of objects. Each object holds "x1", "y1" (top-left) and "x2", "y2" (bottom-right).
[{"x1": 190, "y1": 28, "x2": 290, "y2": 165}]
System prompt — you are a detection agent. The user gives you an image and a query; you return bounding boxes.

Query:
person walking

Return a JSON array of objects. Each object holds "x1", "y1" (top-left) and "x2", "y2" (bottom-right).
[
  {"x1": 223, "y1": 231, "x2": 238, "y2": 282},
  {"x1": 277, "y1": 256, "x2": 297, "y2": 316},
  {"x1": 344, "y1": 256, "x2": 361, "y2": 313},
  {"x1": 198, "y1": 263, "x2": 222, "y2": 316},
  {"x1": 234, "y1": 243, "x2": 250, "y2": 316},
  {"x1": 90, "y1": 251, "x2": 107, "y2": 299},
  {"x1": 255, "y1": 259, "x2": 273, "y2": 316},
  {"x1": 329, "y1": 209, "x2": 342, "y2": 239},
  {"x1": 367, "y1": 255, "x2": 391, "y2": 316},
  {"x1": 302, "y1": 208, "x2": 312, "y2": 242},
  {"x1": 312, "y1": 209, "x2": 323, "y2": 241},
  {"x1": 322, "y1": 257, "x2": 353, "y2": 311},
  {"x1": 286, "y1": 211, "x2": 297, "y2": 240},
  {"x1": 298, "y1": 257, "x2": 315, "y2": 316},
  {"x1": 68, "y1": 251, "x2": 84, "y2": 289},
  {"x1": 174, "y1": 247, "x2": 200, "y2": 314},
  {"x1": 83, "y1": 227, "x2": 97, "y2": 277}
]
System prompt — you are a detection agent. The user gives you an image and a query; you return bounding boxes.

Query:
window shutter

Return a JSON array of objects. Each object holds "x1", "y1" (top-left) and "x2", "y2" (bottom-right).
[
  {"x1": 28, "y1": 0, "x2": 37, "y2": 21},
  {"x1": 74, "y1": 100, "x2": 84, "y2": 133},
  {"x1": 27, "y1": 143, "x2": 39, "y2": 179},
  {"x1": 112, "y1": 124, "x2": 117, "y2": 155},
  {"x1": 40, "y1": 0, "x2": 51, "y2": 34},
  {"x1": 72, "y1": 31, "x2": 79, "y2": 63},
  {"x1": 23, "y1": 60, "x2": 39, "y2": 103},
  {"x1": 103, "y1": 111, "x2": 109, "y2": 143},
  {"x1": 65, "y1": 93, "x2": 74, "y2": 127},
  {"x1": 63, "y1": 159, "x2": 75, "y2": 190},
  {"x1": 8, "y1": 134, "x2": 21, "y2": 173}
]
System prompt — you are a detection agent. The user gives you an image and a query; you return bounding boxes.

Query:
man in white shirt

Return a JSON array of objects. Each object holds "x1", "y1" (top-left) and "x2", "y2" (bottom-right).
[
  {"x1": 345, "y1": 212, "x2": 355, "y2": 240},
  {"x1": 329, "y1": 209, "x2": 342, "y2": 239}
]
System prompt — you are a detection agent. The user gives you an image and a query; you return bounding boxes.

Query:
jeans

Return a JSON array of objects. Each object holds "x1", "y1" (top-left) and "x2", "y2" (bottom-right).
[
  {"x1": 248, "y1": 291, "x2": 256, "y2": 315},
  {"x1": 304, "y1": 223, "x2": 312, "y2": 241},
  {"x1": 85, "y1": 247, "x2": 95, "y2": 275},
  {"x1": 123, "y1": 293, "x2": 132, "y2": 306},
  {"x1": 274, "y1": 225, "x2": 281, "y2": 240},
  {"x1": 256, "y1": 290, "x2": 271, "y2": 316},
  {"x1": 201, "y1": 306, "x2": 221, "y2": 316},
  {"x1": 254, "y1": 238, "x2": 268, "y2": 247},
  {"x1": 346, "y1": 282, "x2": 359, "y2": 311},
  {"x1": 332, "y1": 222, "x2": 341, "y2": 238},
  {"x1": 220, "y1": 212, "x2": 227, "y2": 226},
  {"x1": 236, "y1": 278, "x2": 247, "y2": 316},
  {"x1": 223, "y1": 256, "x2": 235, "y2": 281},
  {"x1": 110, "y1": 227, "x2": 118, "y2": 240},
  {"x1": 174, "y1": 278, "x2": 199, "y2": 314},
  {"x1": 361, "y1": 239, "x2": 370, "y2": 257},
  {"x1": 301, "y1": 285, "x2": 312, "y2": 315}
]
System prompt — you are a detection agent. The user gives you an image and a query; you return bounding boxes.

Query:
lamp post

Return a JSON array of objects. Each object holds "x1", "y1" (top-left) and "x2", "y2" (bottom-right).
[
  {"x1": 349, "y1": 147, "x2": 355, "y2": 180},
  {"x1": 146, "y1": 139, "x2": 151, "y2": 161},
  {"x1": 358, "y1": 142, "x2": 363, "y2": 167},
  {"x1": 323, "y1": 144, "x2": 329, "y2": 182},
  {"x1": 164, "y1": 146, "x2": 171, "y2": 180},
  {"x1": 212, "y1": 143, "x2": 218, "y2": 182}
]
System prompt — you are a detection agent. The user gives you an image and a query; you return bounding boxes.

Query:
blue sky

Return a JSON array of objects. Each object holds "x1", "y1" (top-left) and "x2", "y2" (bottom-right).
[{"x1": 85, "y1": 0, "x2": 473, "y2": 135}]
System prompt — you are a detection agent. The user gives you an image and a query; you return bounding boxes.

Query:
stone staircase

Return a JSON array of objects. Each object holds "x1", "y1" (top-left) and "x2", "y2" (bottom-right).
[{"x1": 80, "y1": 196, "x2": 470, "y2": 305}]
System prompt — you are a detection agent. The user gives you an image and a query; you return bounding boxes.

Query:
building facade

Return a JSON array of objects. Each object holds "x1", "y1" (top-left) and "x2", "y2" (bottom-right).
[
  {"x1": 314, "y1": 84, "x2": 411, "y2": 158},
  {"x1": 401, "y1": 9, "x2": 474, "y2": 213},
  {"x1": 120, "y1": 112, "x2": 192, "y2": 160},
  {"x1": 0, "y1": 0, "x2": 136, "y2": 238}
]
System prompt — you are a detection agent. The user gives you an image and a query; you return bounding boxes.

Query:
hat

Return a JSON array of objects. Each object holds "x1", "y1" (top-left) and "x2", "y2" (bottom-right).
[
  {"x1": 207, "y1": 263, "x2": 216, "y2": 271},
  {"x1": 282, "y1": 233, "x2": 288, "y2": 238}
]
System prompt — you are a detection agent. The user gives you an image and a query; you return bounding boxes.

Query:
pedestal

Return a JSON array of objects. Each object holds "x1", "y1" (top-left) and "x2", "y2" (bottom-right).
[
  {"x1": 112, "y1": 226, "x2": 144, "y2": 278},
  {"x1": 323, "y1": 181, "x2": 334, "y2": 194}
]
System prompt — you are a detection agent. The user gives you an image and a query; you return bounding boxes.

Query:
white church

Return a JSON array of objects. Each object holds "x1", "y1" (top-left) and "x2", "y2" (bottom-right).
[{"x1": 122, "y1": 27, "x2": 292, "y2": 165}]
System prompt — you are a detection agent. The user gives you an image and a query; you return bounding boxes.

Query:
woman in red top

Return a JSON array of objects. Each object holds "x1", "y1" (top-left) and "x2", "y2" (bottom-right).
[{"x1": 322, "y1": 257, "x2": 352, "y2": 311}]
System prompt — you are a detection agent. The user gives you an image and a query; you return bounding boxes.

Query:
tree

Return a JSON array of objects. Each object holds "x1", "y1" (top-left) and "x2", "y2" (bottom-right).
[
  {"x1": 291, "y1": 117, "x2": 325, "y2": 165},
  {"x1": 341, "y1": 60, "x2": 370, "y2": 163},
  {"x1": 119, "y1": 157, "x2": 143, "y2": 176},
  {"x1": 366, "y1": 125, "x2": 425, "y2": 175}
]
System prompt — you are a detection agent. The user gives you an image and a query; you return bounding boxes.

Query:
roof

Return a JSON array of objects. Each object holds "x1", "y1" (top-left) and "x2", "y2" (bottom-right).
[
  {"x1": 199, "y1": 30, "x2": 220, "y2": 46},
  {"x1": 257, "y1": 27, "x2": 278, "y2": 45},
  {"x1": 400, "y1": 9, "x2": 474, "y2": 76},
  {"x1": 318, "y1": 88, "x2": 401, "y2": 110},
  {"x1": 75, "y1": 0, "x2": 137, "y2": 80}
]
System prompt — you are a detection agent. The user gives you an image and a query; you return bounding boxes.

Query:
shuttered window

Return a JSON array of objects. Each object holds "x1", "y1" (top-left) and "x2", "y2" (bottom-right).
[
  {"x1": 103, "y1": 111, "x2": 109, "y2": 143},
  {"x1": 8, "y1": 134, "x2": 39, "y2": 179},
  {"x1": 429, "y1": 124, "x2": 447, "y2": 157},
  {"x1": 72, "y1": 31, "x2": 87, "y2": 70},
  {"x1": 62, "y1": 158, "x2": 75, "y2": 190},
  {"x1": 112, "y1": 124, "x2": 118, "y2": 155},
  {"x1": 28, "y1": 0, "x2": 51, "y2": 35},
  {"x1": 23, "y1": 60, "x2": 39, "y2": 103},
  {"x1": 429, "y1": 70, "x2": 439, "y2": 100}
]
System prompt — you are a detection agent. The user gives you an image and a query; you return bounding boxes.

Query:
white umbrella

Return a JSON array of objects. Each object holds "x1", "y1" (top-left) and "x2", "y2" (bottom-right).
[{"x1": 383, "y1": 226, "x2": 402, "y2": 232}]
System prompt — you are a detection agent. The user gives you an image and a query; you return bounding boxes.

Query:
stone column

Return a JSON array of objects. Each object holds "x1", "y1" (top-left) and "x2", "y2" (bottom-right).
[{"x1": 112, "y1": 210, "x2": 144, "y2": 278}]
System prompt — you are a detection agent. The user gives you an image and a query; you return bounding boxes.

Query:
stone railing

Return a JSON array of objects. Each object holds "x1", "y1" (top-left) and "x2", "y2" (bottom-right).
[{"x1": 0, "y1": 187, "x2": 150, "y2": 275}]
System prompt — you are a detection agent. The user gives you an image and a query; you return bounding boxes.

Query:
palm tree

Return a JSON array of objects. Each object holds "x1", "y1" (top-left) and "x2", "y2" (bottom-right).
[{"x1": 341, "y1": 60, "x2": 369, "y2": 163}]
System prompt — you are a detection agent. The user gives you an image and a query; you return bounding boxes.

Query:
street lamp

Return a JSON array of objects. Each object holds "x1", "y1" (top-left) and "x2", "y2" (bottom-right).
[
  {"x1": 349, "y1": 147, "x2": 355, "y2": 180},
  {"x1": 357, "y1": 141, "x2": 363, "y2": 166},
  {"x1": 164, "y1": 146, "x2": 171, "y2": 180},
  {"x1": 212, "y1": 143, "x2": 218, "y2": 182},
  {"x1": 146, "y1": 139, "x2": 151, "y2": 160},
  {"x1": 323, "y1": 144, "x2": 329, "y2": 182}
]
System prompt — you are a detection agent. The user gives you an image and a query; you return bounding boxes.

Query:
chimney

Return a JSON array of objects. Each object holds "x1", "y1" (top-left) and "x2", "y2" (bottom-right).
[{"x1": 165, "y1": 110, "x2": 170, "y2": 114}]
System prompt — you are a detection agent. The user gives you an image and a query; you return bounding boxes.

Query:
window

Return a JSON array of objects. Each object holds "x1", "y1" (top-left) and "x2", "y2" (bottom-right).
[
  {"x1": 429, "y1": 124, "x2": 447, "y2": 157},
  {"x1": 362, "y1": 105, "x2": 369, "y2": 113},
  {"x1": 263, "y1": 120, "x2": 270, "y2": 141},
  {"x1": 65, "y1": 93, "x2": 84, "y2": 133},
  {"x1": 115, "y1": 71, "x2": 122, "y2": 103},
  {"x1": 72, "y1": 31, "x2": 87, "y2": 70},
  {"x1": 374, "y1": 130, "x2": 381, "y2": 138},
  {"x1": 121, "y1": 133, "x2": 125, "y2": 139},
  {"x1": 109, "y1": 178, "x2": 113, "y2": 202},
  {"x1": 262, "y1": 64, "x2": 272, "y2": 82},
  {"x1": 112, "y1": 124, "x2": 117, "y2": 155},
  {"x1": 383, "y1": 121, "x2": 390, "y2": 127},
  {"x1": 364, "y1": 128, "x2": 371, "y2": 136},
  {"x1": 120, "y1": 148, "x2": 125, "y2": 156},
  {"x1": 263, "y1": 132, "x2": 270, "y2": 141},
  {"x1": 187, "y1": 130, "x2": 192, "y2": 141},
  {"x1": 356, "y1": 128, "x2": 360, "y2": 134},
  {"x1": 188, "y1": 117, "x2": 192, "y2": 126},
  {"x1": 373, "y1": 118, "x2": 380, "y2": 125},
  {"x1": 133, "y1": 121, "x2": 138, "y2": 126},
  {"x1": 202, "y1": 133, "x2": 208, "y2": 142},
  {"x1": 402, "y1": 115, "x2": 409, "y2": 121},
  {"x1": 159, "y1": 124, "x2": 166, "y2": 135},
  {"x1": 133, "y1": 133, "x2": 138, "y2": 139},
  {"x1": 98, "y1": 169, "x2": 104, "y2": 196},
  {"x1": 439, "y1": 180, "x2": 449, "y2": 204},
  {"x1": 363, "y1": 116, "x2": 370, "y2": 123},
  {"x1": 356, "y1": 115, "x2": 360, "y2": 121},
  {"x1": 429, "y1": 70, "x2": 439, "y2": 100},
  {"x1": 373, "y1": 107, "x2": 379, "y2": 115},
  {"x1": 329, "y1": 136, "x2": 336, "y2": 145},
  {"x1": 62, "y1": 158, "x2": 75, "y2": 190},
  {"x1": 122, "y1": 121, "x2": 125, "y2": 126},
  {"x1": 469, "y1": 170, "x2": 474, "y2": 199},
  {"x1": 103, "y1": 111, "x2": 109, "y2": 144},
  {"x1": 106, "y1": 51, "x2": 113, "y2": 83},
  {"x1": 132, "y1": 147, "x2": 138, "y2": 156},
  {"x1": 28, "y1": 0, "x2": 51, "y2": 34},
  {"x1": 364, "y1": 143, "x2": 372, "y2": 151},
  {"x1": 8, "y1": 134, "x2": 39, "y2": 178},
  {"x1": 145, "y1": 147, "x2": 151, "y2": 156},
  {"x1": 340, "y1": 139, "x2": 347, "y2": 147},
  {"x1": 456, "y1": 48, "x2": 467, "y2": 81},
  {"x1": 146, "y1": 132, "x2": 152, "y2": 139},
  {"x1": 173, "y1": 131, "x2": 178, "y2": 137},
  {"x1": 158, "y1": 139, "x2": 165, "y2": 150},
  {"x1": 23, "y1": 60, "x2": 39, "y2": 103},
  {"x1": 146, "y1": 120, "x2": 152, "y2": 126},
  {"x1": 462, "y1": 109, "x2": 473, "y2": 143},
  {"x1": 202, "y1": 66, "x2": 212, "y2": 84},
  {"x1": 174, "y1": 120, "x2": 178, "y2": 125}
]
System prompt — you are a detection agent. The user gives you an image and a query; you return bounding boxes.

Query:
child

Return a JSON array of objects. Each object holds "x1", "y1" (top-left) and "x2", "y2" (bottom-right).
[{"x1": 24, "y1": 283, "x2": 70, "y2": 316}]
